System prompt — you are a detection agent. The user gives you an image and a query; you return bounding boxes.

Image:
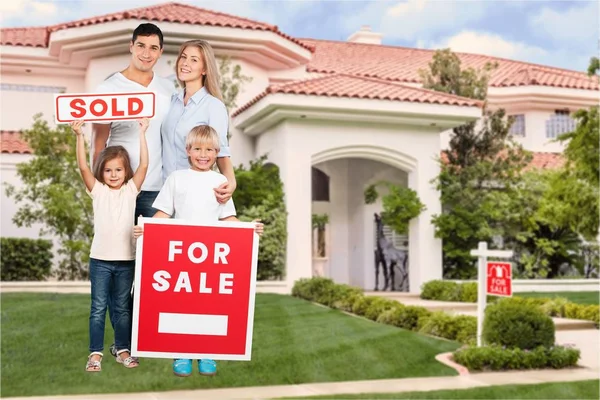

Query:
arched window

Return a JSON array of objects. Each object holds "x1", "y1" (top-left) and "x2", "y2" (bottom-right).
[{"x1": 312, "y1": 167, "x2": 330, "y2": 202}]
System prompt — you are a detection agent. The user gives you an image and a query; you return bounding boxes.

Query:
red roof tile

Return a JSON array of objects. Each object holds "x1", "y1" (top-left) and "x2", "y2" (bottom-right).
[
  {"x1": 440, "y1": 150, "x2": 564, "y2": 171},
  {"x1": 1, "y1": 131, "x2": 31, "y2": 154},
  {"x1": 0, "y1": 27, "x2": 49, "y2": 48},
  {"x1": 233, "y1": 73, "x2": 482, "y2": 116},
  {"x1": 1, "y1": 2, "x2": 311, "y2": 51},
  {"x1": 301, "y1": 39, "x2": 599, "y2": 91}
]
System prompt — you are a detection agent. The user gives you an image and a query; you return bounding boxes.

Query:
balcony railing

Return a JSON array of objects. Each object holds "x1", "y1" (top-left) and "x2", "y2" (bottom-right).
[{"x1": 546, "y1": 114, "x2": 576, "y2": 139}]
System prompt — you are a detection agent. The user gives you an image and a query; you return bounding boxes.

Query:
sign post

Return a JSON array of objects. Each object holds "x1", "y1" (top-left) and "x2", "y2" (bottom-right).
[
  {"x1": 470, "y1": 242, "x2": 513, "y2": 347},
  {"x1": 131, "y1": 218, "x2": 259, "y2": 361}
]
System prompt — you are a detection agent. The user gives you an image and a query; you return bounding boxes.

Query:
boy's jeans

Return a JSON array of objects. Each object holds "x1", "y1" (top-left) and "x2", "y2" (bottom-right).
[{"x1": 89, "y1": 258, "x2": 135, "y2": 353}]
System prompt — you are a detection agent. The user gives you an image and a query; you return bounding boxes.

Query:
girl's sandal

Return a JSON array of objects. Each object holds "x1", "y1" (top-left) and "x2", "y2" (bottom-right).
[
  {"x1": 116, "y1": 349, "x2": 139, "y2": 369},
  {"x1": 85, "y1": 352, "x2": 103, "y2": 372}
]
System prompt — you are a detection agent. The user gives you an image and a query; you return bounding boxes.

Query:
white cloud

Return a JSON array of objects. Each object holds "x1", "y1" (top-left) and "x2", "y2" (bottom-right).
[
  {"x1": 530, "y1": 2, "x2": 599, "y2": 46},
  {"x1": 427, "y1": 30, "x2": 590, "y2": 72},
  {"x1": 379, "y1": 0, "x2": 487, "y2": 41},
  {"x1": 30, "y1": 1, "x2": 57, "y2": 15},
  {"x1": 430, "y1": 31, "x2": 548, "y2": 61}
]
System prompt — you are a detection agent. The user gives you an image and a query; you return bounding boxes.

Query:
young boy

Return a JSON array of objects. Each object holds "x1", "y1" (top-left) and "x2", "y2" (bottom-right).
[{"x1": 133, "y1": 125, "x2": 263, "y2": 377}]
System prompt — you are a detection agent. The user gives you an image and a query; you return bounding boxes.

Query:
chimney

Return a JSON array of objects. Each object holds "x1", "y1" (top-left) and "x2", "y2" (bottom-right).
[{"x1": 347, "y1": 25, "x2": 383, "y2": 45}]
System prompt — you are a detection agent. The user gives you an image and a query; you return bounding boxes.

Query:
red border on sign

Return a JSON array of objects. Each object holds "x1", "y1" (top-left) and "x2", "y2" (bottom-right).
[
  {"x1": 131, "y1": 217, "x2": 260, "y2": 361},
  {"x1": 55, "y1": 92, "x2": 156, "y2": 122}
]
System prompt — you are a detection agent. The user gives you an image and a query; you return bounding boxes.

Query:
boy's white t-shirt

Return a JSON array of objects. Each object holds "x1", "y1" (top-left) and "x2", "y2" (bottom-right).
[
  {"x1": 88, "y1": 179, "x2": 139, "y2": 261},
  {"x1": 152, "y1": 169, "x2": 236, "y2": 222},
  {"x1": 95, "y1": 72, "x2": 175, "y2": 191}
]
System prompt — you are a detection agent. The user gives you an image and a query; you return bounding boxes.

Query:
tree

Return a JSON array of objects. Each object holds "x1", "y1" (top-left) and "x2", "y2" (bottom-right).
[
  {"x1": 234, "y1": 157, "x2": 287, "y2": 280},
  {"x1": 364, "y1": 182, "x2": 425, "y2": 235},
  {"x1": 5, "y1": 115, "x2": 93, "y2": 280},
  {"x1": 219, "y1": 57, "x2": 252, "y2": 110},
  {"x1": 422, "y1": 49, "x2": 531, "y2": 278}
]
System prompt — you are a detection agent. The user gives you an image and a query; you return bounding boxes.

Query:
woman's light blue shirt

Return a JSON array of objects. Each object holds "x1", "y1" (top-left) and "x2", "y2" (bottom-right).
[{"x1": 161, "y1": 87, "x2": 230, "y2": 180}]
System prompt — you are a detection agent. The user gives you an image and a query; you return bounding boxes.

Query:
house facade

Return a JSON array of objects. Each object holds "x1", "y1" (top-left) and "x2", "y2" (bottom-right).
[{"x1": 1, "y1": 3, "x2": 598, "y2": 292}]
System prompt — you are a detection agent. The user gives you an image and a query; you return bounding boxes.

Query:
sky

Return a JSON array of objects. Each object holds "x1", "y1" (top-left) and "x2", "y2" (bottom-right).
[{"x1": 1, "y1": 0, "x2": 598, "y2": 72}]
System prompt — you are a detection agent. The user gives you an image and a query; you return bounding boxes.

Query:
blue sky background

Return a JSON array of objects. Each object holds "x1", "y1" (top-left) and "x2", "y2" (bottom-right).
[{"x1": 1, "y1": 0, "x2": 598, "y2": 72}]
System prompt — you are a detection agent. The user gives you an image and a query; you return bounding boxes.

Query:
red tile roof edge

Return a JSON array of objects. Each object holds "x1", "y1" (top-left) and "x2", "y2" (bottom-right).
[
  {"x1": 1, "y1": 131, "x2": 32, "y2": 154},
  {"x1": 232, "y1": 73, "x2": 483, "y2": 117},
  {"x1": 2, "y1": 2, "x2": 313, "y2": 52}
]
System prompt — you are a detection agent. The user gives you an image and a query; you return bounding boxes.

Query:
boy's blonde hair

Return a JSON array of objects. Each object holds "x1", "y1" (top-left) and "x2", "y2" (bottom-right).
[{"x1": 186, "y1": 125, "x2": 220, "y2": 166}]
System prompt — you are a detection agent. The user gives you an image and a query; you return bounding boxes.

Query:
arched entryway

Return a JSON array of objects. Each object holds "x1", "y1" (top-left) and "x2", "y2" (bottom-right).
[{"x1": 311, "y1": 145, "x2": 416, "y2": 291}]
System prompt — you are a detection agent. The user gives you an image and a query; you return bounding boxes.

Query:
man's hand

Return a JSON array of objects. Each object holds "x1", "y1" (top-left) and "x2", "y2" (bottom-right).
[
  {"x1": 253, "y1": 219, "x2": 264, "y2": 236},
  {"x1": 214, "y1": 181, "x2": 234, "y2": 204}
]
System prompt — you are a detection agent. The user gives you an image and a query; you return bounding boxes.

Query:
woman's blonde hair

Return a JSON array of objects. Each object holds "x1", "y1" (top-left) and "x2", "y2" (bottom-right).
[
  {"x1": 186, "y1": 125, "x2": 220, "y2": 167},
  {"x1": 175, "y1": 40, "x2": 223, "y2": 103}
]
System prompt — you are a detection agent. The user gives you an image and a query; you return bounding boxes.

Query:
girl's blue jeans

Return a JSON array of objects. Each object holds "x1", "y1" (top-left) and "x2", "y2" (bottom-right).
[{"x1": 89, "y1": 258, "x2": 135, "y2": 353}]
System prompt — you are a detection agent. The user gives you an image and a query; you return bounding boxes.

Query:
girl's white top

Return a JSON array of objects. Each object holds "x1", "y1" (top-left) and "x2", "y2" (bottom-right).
[{"x1": 88, "y1": 179, "x2": 139, "y2": 261}]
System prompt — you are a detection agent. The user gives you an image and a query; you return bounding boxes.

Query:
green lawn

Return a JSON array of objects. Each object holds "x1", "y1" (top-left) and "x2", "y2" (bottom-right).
[
  {"x1": 517, "y1": 291, "x2": 599, "y2": 305},
  {"x1": 1, "y1": 293, "x2": 459, "y2": 397},
  {"x1": 285, "y1": 380, "x2": 600, "y2": 399}
]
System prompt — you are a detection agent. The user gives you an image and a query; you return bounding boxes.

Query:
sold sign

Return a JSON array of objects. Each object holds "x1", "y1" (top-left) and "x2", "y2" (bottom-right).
[{"x1": 54, "y1": 92, "x2": 155, "y2": 123}]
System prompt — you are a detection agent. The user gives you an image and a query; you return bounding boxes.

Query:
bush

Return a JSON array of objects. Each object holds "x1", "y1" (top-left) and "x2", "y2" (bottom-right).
[
  {"x1": 329, "y1": 284, "x2": 363, "y2": 310},
  {"x1": 419, "y1": 312, "x2": 476, "y2": 344},
  {"x1": 377, "y1": 305, "x2": 432, "y2": 331},
  {"x1": 351, "y1": 296, "x2": 379, "y2": 317},
  {"x1": 452, "y1": 344, "x2": 580, "y2": 371},
  {"x1": 458, "y1": 282, "x2": 478, "y2": 302},
  {"x1": 540, "y1": 297, "x2": 570, "y2": 317},
  {"x1": 483, "y1": 298, "x2": 555, "y2": 350},
  {"x1": 291, "y1": 277, "x2": 335, "y2": 303},
  {"x1": 564, "y1": 303, "x2": 600, "y2": 326},
  {"x1": 1, "y1": 238, "x2": 53, "y2": 281},
  {"x1": 421, "y1": 280, "x2": 460, "y2": 301},
  {"x1": 364, "y1": 297, "x2": 401, "y2": 321}
]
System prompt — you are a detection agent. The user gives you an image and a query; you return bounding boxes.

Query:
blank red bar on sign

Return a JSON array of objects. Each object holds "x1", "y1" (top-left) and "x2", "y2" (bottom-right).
[{"x1": 158, "y1": 313, "x2": 228, "y2": 336}]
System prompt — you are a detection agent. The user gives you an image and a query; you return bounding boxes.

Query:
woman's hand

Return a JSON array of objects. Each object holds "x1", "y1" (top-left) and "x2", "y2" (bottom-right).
[
  {"x1": 133, "y1": 225, "x2": 144, "y2": 239},
  {"x1": 70, "y1": 120, "x2": 84, "y2": 136},
  {"x1": 214, "y1": 181, "x2": 235, "y2": 204},
  {"x1": 253, "y1": 219, "x2": 264, "y2": 236}
]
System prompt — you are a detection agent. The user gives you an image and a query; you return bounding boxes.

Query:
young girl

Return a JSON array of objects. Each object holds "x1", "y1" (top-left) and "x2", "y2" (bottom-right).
[
  {"x1": 134, "y1": 125, "x2": 263, "y2": 377},
  {"x1": 71, "y1": 118, "x2": 149, "y2": 372}
]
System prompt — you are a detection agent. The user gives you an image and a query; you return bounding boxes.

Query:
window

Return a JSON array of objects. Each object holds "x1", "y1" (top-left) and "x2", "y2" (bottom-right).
[
  {"x1": 312, "y1": 167, "x2": 330, "y2": 201},
  {"x1": 546, "y1": 110, "x2": 576, "y2": 139},
  {"x1": 508, "y1": 114, "x2": 525, "y2": 137}
]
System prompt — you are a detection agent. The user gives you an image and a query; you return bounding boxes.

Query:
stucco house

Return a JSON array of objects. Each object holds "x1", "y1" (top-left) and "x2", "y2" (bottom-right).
[{"x1": 1, "y1": 2, "x2": 598, "y2": 292}]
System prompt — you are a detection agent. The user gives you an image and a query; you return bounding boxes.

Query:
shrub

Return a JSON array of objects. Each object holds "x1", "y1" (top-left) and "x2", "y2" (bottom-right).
[
  {"x1": 351, "y1": 296, "x2": 380, "y2": 317},
  {"x1": 364, "y1": 297, "x2": 401, "y2": 321},
  {"x1": 1, "y1": 238, "x2": 53, "y2": 281},
  {"x1": 329, "y1": 284, "x2": 363, "y2": 310},
  {"x1": 452, "y1": 344, "x2": 580, "y2": 371},
  {"x1": 483, "y1": 298, "x2": 555, "y2": 349},
  {"x1": 379, "y1": 305, "x2": 432, "y2": 331},
  {"x1": 540, "y1": 297, "x2": 570, "y2": 317},
  {"x1": 421, "y1": 280, "x2": 460, "y2": 301},
  {"x1": 418, "y1": 312, "x2": 476, "y2": 344},
  {"x1": 564, "y1": 303, "x2": 600, "y2": 326},
  {"x1": 291, "y1": 277, "x2": 335, "y2": 303},
  {"x1": 458, "y1": 282, "x2": 478, "y2": 302}
]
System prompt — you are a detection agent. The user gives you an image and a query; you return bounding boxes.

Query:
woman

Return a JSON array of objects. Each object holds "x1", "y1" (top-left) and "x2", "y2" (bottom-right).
[{"x1": 161, "y1": 39, "x2": 236, "y2": 204}]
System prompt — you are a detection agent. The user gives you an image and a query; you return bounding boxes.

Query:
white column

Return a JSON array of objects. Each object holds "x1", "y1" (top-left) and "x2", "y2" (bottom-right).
[
  {"x1": 408, "y1": 160, "x2": 442, "y2": 293},
  {"x1": 279, "y1": 133, "x2": 313, "y2": 290}
]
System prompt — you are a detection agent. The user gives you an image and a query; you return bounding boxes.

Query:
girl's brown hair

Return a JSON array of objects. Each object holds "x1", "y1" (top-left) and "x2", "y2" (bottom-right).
[
  {"x1": 92, "y1": 146, "x2": 134, "y2": 185},
  {"x1": 175, "y1": 39, "x2": 224, "y2": 103}
]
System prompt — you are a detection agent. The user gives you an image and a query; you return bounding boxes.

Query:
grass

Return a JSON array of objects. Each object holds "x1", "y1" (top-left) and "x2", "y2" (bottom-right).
[
  {"x1": 517, "y1": 291, "x2": 599, "y2": 305},
  {"x1": 284, "y1": 380, "x2": 600, "y2": 399},
  {"x1": 1, "y1": 293, "x2": 459, "y2": 397}
]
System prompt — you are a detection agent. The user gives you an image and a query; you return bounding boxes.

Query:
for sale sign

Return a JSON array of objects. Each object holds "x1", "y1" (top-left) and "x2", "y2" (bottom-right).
[
  {"x1": 132, "y1": 218, "x2": 259, "y2": 361},
  {"x1": 486, "y1": 261, "x2": 512, "y2": 297},
  {"x1": 54, "y1": 92, "x2": 155, "y2": 123}
]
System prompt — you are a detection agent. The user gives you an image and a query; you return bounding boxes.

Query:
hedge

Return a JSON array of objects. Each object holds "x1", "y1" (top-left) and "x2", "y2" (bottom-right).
[
  {"x1": 1, "y1": 237, "x2": 53, "y2": 281},
  {"x1": 421, "y1": 280, "x2": 599, "y2": 326},
  {"x1": 293, "y1": 277, "x2": 581, "y2": 372},
  {"x1": 452, "y1": 344, "x2": 580, "y2": 371}
]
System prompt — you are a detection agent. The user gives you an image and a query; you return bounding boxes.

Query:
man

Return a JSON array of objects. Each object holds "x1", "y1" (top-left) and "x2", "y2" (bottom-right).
[
  {"x1": 92, "y1": 23, "x2": 175, "y2": 359},
  {"x1": 93, "y1": 23, "x2": 175, "y2": 218}
]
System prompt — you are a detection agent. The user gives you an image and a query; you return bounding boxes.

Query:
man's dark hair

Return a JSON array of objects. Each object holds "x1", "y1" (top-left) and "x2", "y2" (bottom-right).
[{"x1": 132, "y1": 23, "x2": 164, "y2": 48}]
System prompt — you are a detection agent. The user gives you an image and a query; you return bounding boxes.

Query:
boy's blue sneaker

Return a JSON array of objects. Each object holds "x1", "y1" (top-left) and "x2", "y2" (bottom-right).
[
  {"x1": 173, "y1": 359, "x2": 192, "y2": 377},
  {"x1": 198, "y1": 359, "x2": 217, "y2": 376}
]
